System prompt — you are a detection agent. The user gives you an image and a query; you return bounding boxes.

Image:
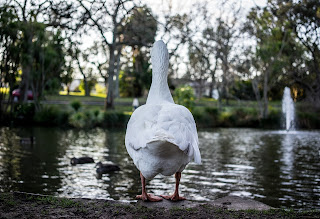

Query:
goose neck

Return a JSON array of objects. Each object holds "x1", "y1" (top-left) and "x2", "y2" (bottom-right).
[{"x1": 147, "y1": 71, "x2": 174, "y2": 104}]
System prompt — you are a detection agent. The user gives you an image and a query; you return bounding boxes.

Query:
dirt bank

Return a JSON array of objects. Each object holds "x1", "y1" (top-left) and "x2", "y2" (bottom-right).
[{"x1": 0, "y1": 192, "x2": 318, "y2": 218}]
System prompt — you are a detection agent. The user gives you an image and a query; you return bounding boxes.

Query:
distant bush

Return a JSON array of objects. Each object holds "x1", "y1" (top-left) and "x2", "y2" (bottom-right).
[
  {"x1": 219, "y1": 111, "x2": 233, "y2": 127},
  {"x1": 296, "y1": 111, "x2": 320, "y2": 129},
  {"x1": 70, "y1": 100, "x2": 82, "y2": 112},
  {"x1": 174, "y1": 85, "x2": 195, "y2": 111},
  {"x1": 260, "y1": 107, "x2": 281, "y2": 129},
  {"x1": 13, "y1": 103, "x2": 35, "y2": 122},
  {"x1": 69, "y1": 112, "x2": 86, "y2": 128},
  {"x1": 192, "y1": 108, "x2": 209, "y2": 128},
  {"x1": 3, "y1": 98, "x2": 320, "y2": 130},
  {"x1": 193, "y1": 106, "x2": 261, "y2": 128},
  {"x1": 86, "y1": 109, "x2": 104, "y2": 127},
  {"x1": 34, "y1": 105, "x2": 69, "y2": 126},
  {"x1": 102, "y1": 111, "x2": 130, "y2": 127}
]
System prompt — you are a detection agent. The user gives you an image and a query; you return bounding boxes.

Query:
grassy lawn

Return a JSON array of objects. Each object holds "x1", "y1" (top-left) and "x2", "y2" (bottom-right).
[
  {"x1": 48, "y1": 93, "x2": 281, "y2": 108},
  {"x1": 2, "y1": 88, "x2": 280, "y2": 109},
  {"x1": 46, "y1": 92, "x2": 147, "y2": 105}
]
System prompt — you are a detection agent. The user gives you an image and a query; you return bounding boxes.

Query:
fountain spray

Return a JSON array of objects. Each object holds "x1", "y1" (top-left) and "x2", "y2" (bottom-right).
[{"x1": 282, "y1": 87, "x2": 295, "y2": 131}]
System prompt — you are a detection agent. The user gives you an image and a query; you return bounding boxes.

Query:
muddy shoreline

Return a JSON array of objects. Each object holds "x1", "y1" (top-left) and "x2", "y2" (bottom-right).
[{"x1": 1, "y1": 192, "x2": 319, "y2": 218}]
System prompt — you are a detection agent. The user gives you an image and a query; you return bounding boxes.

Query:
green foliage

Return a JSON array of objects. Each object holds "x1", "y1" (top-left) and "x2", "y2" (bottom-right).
[
  {"x1": 86, "y1": 109, "x2": 104, "y2": 127},
  {"x1": 102, "y1": 111, "x2": 131, "y2": 127},
  {"x1": 121, "y1": 6, "x2": 157, "y2": 47},
  {"x1": 45, "y1": 78, "x2": 61, "y2": 95},
  {"x1": 0, "y1": 4, "x2": 66, "y2": 108},
  {"x1": 34, "y1": 105, "x2": 69, "y2": 126},
  {"x1": 0, "y1": 5, "x2": 21, "y2": 113},
  {"x1": 13, "y1": 103, "x2": 35, "y2": 122},
  {"x1": 119, "y1": 50, "x2": 152, "y2": 98},
  {"x1": 260, "y1": 107, "x2": 281, "y2": 129},
  {"x1": 0, "y1": 193, "x2": 16, "y2": 207},
  {"x1": 68, "y1": 109, "x2": 104, "y2": 128},
  {"x1": 231, "y1": 80, "x2": 256, "y2": 100},
  {"x1": 70, "y1": 100, "x2": 82, "y2": 112},
  {"x1": 193, "y1": 106, "x2": 261, "y2": 128},
  {"x1": 68, "y1": 112, "x2": 86, "y2": 128},
  {"x1": 119, "y1": 6, "x2": 156, "y2": 98},
  {"x1": 296, "y1": 111, "x2": 320, "y2": 129},
  {"x1": 79, "y1": 78, "x2": 97, "y2": 95},
  {"x1": 173, "y1": 85, "x2": 195, "y2": 111}
]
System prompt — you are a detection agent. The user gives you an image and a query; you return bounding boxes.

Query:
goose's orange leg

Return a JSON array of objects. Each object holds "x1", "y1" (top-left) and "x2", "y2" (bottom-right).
[
  {"x1": 161, "y1": 172, "x2": 186, "y2": 201},
  {"x1": 136, "y1": 172, "x2": 162, "y2": 202}
]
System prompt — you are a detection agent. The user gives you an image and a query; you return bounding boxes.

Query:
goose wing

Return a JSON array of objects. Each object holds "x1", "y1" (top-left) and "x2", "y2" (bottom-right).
[{"x1": 125, "y1": 104, "x2": 201, "y2": 164}]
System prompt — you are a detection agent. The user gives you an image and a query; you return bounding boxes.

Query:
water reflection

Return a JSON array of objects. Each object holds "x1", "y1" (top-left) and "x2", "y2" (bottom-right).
[{"x1": 0, "y1": 127, "x2": 319, "y2": 209}]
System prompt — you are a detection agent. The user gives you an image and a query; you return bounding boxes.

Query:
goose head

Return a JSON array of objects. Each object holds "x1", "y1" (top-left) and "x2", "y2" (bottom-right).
[{"x1": 151, "y1": 40, "x2": 169, "y2": 76}]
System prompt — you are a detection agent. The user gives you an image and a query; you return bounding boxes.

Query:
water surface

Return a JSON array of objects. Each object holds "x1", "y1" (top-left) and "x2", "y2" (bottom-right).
[{"x1": 0, "y1": 127, "x2": 319, "y2": 209}]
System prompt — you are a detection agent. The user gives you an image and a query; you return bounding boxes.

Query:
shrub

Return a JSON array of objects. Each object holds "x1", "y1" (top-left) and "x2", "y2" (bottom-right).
[
  {"x1": 296, "y1": 111, "x2": 320, "y2": 129},
  {"x1": 173, "y1": 85, "x2": 195, "y2": 111},
  {"x1": 68, "y1": 109, "x2": 105, "y2": 128},
  {"x1": 204, "y1": 107, "x2": 219, "y2": 127},
  {"x1": 69, "y1": 112, "x2": 86, "y2": 128},
  {"x1": 13, "y1": 103, "x2": 35, "y2": 122},
  {"x1": 192, "y1": 108, "x2": 209, "y2": 128},
  {"x1": 85, "y1": 109, "x2": 104, "y2": 127},
  {"x1": 34, "y1": 105, "x2": 69, "y2": 126},
  {"x1": 260, "y1": 108, "x2": 281, "y2": 129},
  {"x1": 102, "y1": 111, "x2": 130, "y2": 127},
  {"x1": 70, "y1": 100, "x2": 82, "y2": 112},
  {"x1": 232, "y1": 108, "x2": 259, "y2": 127}
]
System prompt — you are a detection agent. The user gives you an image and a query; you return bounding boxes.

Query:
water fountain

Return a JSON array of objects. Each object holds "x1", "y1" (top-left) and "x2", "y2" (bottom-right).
[{"x1": 282, "y1": 87, "x2": 295, "y2": 131}]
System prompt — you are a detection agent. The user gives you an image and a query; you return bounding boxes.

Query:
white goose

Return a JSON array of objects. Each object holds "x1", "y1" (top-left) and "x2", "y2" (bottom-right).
[{"x1": 125, "y1": 40, "x2": 201, "y2": 202}]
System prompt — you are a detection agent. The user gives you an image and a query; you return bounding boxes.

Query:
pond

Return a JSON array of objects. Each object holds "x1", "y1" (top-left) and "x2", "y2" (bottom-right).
[{"x1": 0, "y1": 127, "x2": 319, "y2": 210}]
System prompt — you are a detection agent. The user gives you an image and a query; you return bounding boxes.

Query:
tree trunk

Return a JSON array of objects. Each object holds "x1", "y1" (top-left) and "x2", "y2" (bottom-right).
[
  {"x1": 106, "y1": 46, "x2": 116, "y2": 110},
  {"x1": 198, "y1": 80, "x2": 203, "y2": 99},
  {"x1": 114, "y1": 47, "x2": 122, "y2": 98},
  {"x1": 262, "y1": 68, "x2": 269, "y2": 118},
  {"x1": 209, "y1": 82, "x2": 213, "y2": 98},
  {"x1": 30, "y1": 83, "x2": 41, "y2": 112},
  {"x1": 76, "y1": 56, "x2": 90, "y2": 96},
  {"x1": 84, "y1": 77, "x2": 89, "y2": 96},
  {"x1": 209, "y1": 59, "x2": 217, "y2": 99},
  {"x1": 67, "y1": 84, "x2": 70, "y2": 95},
  {"x1": 20, "y1": 27, "x2": 33, "y2": 104},
  {"x1": 252, "y1": 78, "x2": 263, "y2": 118}
]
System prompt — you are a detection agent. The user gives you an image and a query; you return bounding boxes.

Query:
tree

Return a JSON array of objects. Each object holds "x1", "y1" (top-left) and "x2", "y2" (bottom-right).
[
  {"x1": 273, "y1": 0, "x2": 320, "y2": 108},
  {"x1": 245, "y1": 6, "x2": 291, "y2": 118},
  {"x1": 74, "y1": 47, "x2": 95, "y2": 97},
  {"x1": 88, "y1": 41, "x2": 109, "y2": 94},
  {"x1": 186, "y1": 42, "x2": 210, "y2": 99},
  {"x1": 120, "y1": 48, "x2": 152, "y2": 97},
  {"x1": 77, "y1": 1, "x2": 157, "y2": 109},
  {"x1": 31, "y1": 28, "x2": 66, "y2": 106},
  {"x1": 0, "y1": 1, "x2": 67, "y2": 112},
  {"x1": 60, "y1": 58, "x2": 74, "y2": 95},
  {"x1": 0, "y1": 5, "x2": 21, "y2": 117},
  {"x1": 120, "y1": 6, "x2": 156, "y2": 97},
  {"x1": 174, "y1": 1, "x2": 240, "y2": 103},
  {"x1": 201, "y1": 27, "x2": 219, "y2": 99}
]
